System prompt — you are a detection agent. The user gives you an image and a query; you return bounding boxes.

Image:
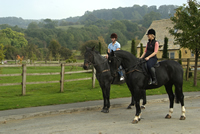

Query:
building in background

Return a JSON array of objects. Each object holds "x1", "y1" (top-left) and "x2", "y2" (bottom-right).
[{"x1": 137, "y1": 19, "x2": 194, "y2": 59}]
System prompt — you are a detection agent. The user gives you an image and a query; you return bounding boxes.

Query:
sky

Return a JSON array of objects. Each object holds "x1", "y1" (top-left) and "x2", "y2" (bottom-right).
[{"x1": 0, "y1": 0, "x2": 188, "y2": 20}]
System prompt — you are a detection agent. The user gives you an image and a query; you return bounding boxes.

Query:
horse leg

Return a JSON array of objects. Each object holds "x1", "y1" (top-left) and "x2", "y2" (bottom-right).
[
  {"x1": 141, "y1": 90, "x2": 146, "y2": 109},
  {"x1": 101, "y1": 90, "x2": 107, "y2": 112},
  {"x1": 126, "y1": 82, "x2": 135, "y2": 109},
  {"x1": 104, "y1": 83, "x2": 111, "y2": 113},
  {"x1": 132, "y1": 89, "x2": 142, "y2": 124},
  {"x1": 174, "y1": 84, "x2": 186, "y2": 120},
  {"x1": 100, "y1": 83, "x2": 110, "y2": 113},
  {"x1": 127, "y1": 94, "x2": 134, "y2": 109},
  {"x1": 164, "y1": 84, "x2": 174, "y2": 119}
]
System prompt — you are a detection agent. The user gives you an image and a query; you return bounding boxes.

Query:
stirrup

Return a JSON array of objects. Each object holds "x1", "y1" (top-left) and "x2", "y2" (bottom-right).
[{"x1": 152, "y1": 79, "x2": 158, "y2": 85}]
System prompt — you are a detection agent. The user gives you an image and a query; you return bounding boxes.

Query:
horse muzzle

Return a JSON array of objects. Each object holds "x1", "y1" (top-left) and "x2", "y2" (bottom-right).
[{"x1": 83, "y1": 63, "x2": 89, "y2": 70}]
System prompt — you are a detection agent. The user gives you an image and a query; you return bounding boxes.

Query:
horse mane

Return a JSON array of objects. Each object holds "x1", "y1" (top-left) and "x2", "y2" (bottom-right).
[{"x1": 114, "y1": 50, "x2": 138, "y2": 61}]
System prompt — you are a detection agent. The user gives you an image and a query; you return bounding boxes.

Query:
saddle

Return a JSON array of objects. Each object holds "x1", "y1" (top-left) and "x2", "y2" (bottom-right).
[{"x1": 141, "y1": 59, "x2": 160, "y2": 75}]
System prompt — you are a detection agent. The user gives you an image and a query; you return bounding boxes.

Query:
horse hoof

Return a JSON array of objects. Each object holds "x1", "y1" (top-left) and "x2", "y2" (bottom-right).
[
  {"x1": 165, "y1": 114, "x2": 171, "y2": 119},
  {"x1": 180, "y1": 116, "x2": 186, "y2": 120},
  {"x1": 101, "y1": 109, "x2": 109, "y2": 113},
  {"x1": 141, "y1": 106, "x2": 145, "y2": 109},
  {"x1": 127, "y1": 106, "x2": 132, "y2": 109},
  {"x1": 132, "y1": 120, "x2": 138, "y2": 124}
]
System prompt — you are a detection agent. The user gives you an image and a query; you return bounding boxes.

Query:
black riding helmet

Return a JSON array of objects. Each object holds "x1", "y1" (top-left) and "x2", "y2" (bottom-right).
[
  {"x1": 110, "y1": 33, "x2": 118, "y2": 39},
  {"x1": 146, "y1": 29, "x2": 156, "y2": 36}
]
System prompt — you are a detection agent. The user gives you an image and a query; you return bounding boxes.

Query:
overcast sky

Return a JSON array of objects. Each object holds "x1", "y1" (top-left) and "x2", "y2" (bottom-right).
[{"x1": 0, "y1": 0, "x2": 188, "y2": 20}]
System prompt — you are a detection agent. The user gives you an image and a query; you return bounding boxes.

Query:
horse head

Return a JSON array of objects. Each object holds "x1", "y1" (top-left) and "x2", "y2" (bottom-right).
[
  {"x1": 108, "y1": 50, "x2": 122, "y2": 77},
  {"x1": 83, "y1": 46, "x2": 95, "y2": 70}
]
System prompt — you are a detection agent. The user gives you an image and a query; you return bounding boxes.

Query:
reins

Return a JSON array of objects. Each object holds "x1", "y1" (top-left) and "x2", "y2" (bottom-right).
[{"x1": 125, "y1": 60, "x2": 146, "y2": 74}]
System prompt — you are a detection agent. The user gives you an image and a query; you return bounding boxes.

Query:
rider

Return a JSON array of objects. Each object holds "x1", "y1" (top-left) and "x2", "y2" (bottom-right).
[
  {"x1": 106, "y1": 33, "x2": 124, "y2": 81},
  {"x1": 140, "y1": 29, "x2": 159, "y2": 85}
]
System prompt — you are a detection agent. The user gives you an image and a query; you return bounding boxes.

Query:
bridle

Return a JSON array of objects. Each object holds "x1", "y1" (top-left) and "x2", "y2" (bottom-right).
[
  {"x1": 84, "y1": 50, "x2": 110, "y2": 74},
  {"x1": 109, "y1": 55, "x2": 146, "y2": 75}
]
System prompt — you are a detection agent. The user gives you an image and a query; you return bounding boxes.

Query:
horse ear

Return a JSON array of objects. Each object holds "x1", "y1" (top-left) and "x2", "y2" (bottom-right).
[
  {"x1": 92, "y1": 46, "x2": 95, "y2": 51},
  {"x1": 85, "y1": 46, "x2": 89, "y2": 50},
  {"x1": 110, "y1": 50, "x2": 115, "y2": 56}
]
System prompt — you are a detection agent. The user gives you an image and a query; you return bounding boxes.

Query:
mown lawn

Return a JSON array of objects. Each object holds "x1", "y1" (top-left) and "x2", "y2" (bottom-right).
[{"x1": 0, "y1": 66, "x2": 199, "y2": 111}]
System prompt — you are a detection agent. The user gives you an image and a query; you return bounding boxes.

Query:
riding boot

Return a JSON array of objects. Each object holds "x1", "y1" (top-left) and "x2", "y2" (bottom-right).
[
  {"x1": 148, "y1": 78, "x2": 152, "y2": 85},
  {"x1": 150, "y1": 67, "x2": 158, "y2": 85}
]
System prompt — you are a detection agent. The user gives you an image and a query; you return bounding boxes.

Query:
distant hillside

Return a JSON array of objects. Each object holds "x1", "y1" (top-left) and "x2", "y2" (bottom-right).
[
  {"x1": 0, "y1": 4, "x2": 178, "y2": 28},
  {"x1": 0, "y1": 17, "x2": 40, "y2": 28},
  {"x1": 65, "y1": 5, "x2": 178, "y2": 22}
]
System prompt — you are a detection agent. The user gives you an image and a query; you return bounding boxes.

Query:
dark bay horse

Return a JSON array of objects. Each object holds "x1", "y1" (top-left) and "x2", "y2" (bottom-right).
[
  {"x1": 108, "y1": 50, "x2": 186, "y2": 124},
  {"x1": 83, "y1": 47, "x2": 146, "y2": 113}
]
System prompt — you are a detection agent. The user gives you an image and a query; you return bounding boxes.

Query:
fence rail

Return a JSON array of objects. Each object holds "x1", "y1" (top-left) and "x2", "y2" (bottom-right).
[
  {"x1": 0, "y1": 58, "x2": 199, "y2": 95},
  {"x1": 0, "y1": 63, "x2": 96, "y2": 95}
]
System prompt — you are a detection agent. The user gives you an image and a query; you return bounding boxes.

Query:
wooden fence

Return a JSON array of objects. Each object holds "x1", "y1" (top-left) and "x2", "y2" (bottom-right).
[
  {"x1": 0, "y1": 63, "x2": 96, "y2": 96},
  {"x1": 0, "y1": 58, "x2": 199, "y2": 95}
]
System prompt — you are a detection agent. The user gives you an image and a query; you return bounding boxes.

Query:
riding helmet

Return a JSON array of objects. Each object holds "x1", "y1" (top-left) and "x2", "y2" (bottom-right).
[
  {"x1": 146, "y1": 29, "x2": 156, "y2": 36},
  {"x1": 110, "y1": 33, "x2": 118, "y2": 39}
]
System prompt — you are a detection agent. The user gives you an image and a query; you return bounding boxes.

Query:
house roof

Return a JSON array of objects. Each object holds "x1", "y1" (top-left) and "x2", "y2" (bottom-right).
[{"x1": 137, "y1": 19, "x2": 180, "y2": 50}]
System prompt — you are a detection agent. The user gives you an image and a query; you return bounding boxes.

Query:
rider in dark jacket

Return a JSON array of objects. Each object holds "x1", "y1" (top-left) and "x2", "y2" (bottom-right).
[{"x1": 140, "y1": 29, "x2": 159, "y2": 85}]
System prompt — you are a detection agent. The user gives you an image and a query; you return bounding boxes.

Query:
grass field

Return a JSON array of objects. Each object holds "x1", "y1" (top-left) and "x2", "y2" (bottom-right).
[{"x1": 0, "y1": 65, "x2": 200, "y2": 111}]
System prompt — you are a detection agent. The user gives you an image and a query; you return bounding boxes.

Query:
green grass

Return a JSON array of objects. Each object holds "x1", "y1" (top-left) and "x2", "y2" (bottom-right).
[{"x1": 0, "y1": 66, "x2": 200, "y2": 111}]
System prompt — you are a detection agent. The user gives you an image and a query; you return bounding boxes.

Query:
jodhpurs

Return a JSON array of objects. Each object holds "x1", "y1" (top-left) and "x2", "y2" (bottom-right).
[{"x1": 146, "y1": 57, "x2": 157, "y2": 71}]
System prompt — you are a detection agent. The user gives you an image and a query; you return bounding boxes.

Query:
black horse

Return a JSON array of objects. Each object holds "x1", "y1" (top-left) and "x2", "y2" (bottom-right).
[
  {"x1": 83, "y1": 47, "x2": 146, "y2": 113},
  {"x1": 108, "y1": 50, "x2": 186, "y2": 124}
]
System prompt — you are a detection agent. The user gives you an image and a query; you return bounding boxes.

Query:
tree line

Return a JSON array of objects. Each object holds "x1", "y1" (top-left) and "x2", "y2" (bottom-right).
[{"x1": 0, "y1": 4, "x2": 179, "y2": 61}]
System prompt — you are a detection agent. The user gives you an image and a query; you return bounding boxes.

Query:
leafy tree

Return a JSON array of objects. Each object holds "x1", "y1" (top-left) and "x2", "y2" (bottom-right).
[
  {"x1": 80, "y1": 40, "x2": 107, "y2": 56},
  {"x1": 109, "y1": 20, "x2": 126, "y2": 33},
  {"x1": 142, "y1": 11, "x2": 161, "y2": 28},
  {"x1": 99, "y1": 42, "x2": 102, "y2": 55},
  {"x1": 178, "y1": 50, "x2": 182, "y2": 65},
  {"x1": 140, "y1": 43, "x2": 143, "y2": 57},
  {"x1": 0, "y1": 28, "x2": 28, "y2": 48},
  {"x1": 59, "y1": 46, "x2": 72, "y2": 59},
  {"x1": 168, "y1": 0, "x2": 200, "y2": 86},
  {"x1": 162, "y1": 37, "x2": 169, "y2": 58},
  {"x1": 0, "y1": 44, "x2": 6, "y2": 62},
  {"x1": 48, "y1": 39, "x2": 61, "y2": 58},
  {"x1": 131, "y1": 39, "x2": 137, "y2": 56},
  {"x1": 27, "y1": 22, "x2": 39, "y2": 29},
  {"x1": 4, "y1": 44, "x2": 18, "y2": 59}
]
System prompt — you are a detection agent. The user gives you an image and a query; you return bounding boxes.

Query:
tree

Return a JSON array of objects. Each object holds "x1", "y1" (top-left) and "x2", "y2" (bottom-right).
[
  {"x1": 0, "y1": 44, "x2": 6, "y2": 62},
  {"x1": 168, "y1": 0, "x2": 200, "y2": 86},
  {"x1": 0, "y1": 28, "x2": 28, "y2": 48},
  {"x1": 142, "y1": 11, "x2": 161, "y2": 28},
  {"x1": 131, "y1": 39, "x2": 137, "y2": 56},
  {"x1": 59, "y1": 46, "x2": 72, "y2": 60},
  {"x1": 99, "y1": 42, "x2": 102, "y2": 55},
  {"x1": 140, "y1": 43, "x2": 143, "y2": 57},
  {"x1": 27, "y1": 22, "x2": 39, "y2": 29},
  {"x1": 162, "y1": 37, "x2": 169, "y2": 58},
  {"x1": 178, "y1": 50, "x2": 182, "y2": 65},
  {"x1": 48, "y1": 39, "x2": 61, "y2": 58},
  {"x1": 80, "y1": 40, "x2": 107, "y2": 56}
]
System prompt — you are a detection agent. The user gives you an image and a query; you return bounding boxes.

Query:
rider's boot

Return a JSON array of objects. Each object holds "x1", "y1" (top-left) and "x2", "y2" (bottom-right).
[
  {"x1": 148, "y1": 78, "x2": 152, "y2": 85},
  {"x1": 150, "y1": 67, "x2": 157, "y2": 85}
]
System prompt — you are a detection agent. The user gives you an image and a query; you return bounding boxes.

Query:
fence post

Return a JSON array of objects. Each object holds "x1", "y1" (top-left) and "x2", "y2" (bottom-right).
[
  {"x1": 92, "y1": 66, "x2": 96, "y2": 88},
  {"x1": 186, "y1": 58, "x2": 190, "y2": 81},
  {"x1": 60, "y1": 64, "x2": 65, "y2": 92},
  {"x1": 22, "y1": 64, "x2": 26, "y2": 95}
]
